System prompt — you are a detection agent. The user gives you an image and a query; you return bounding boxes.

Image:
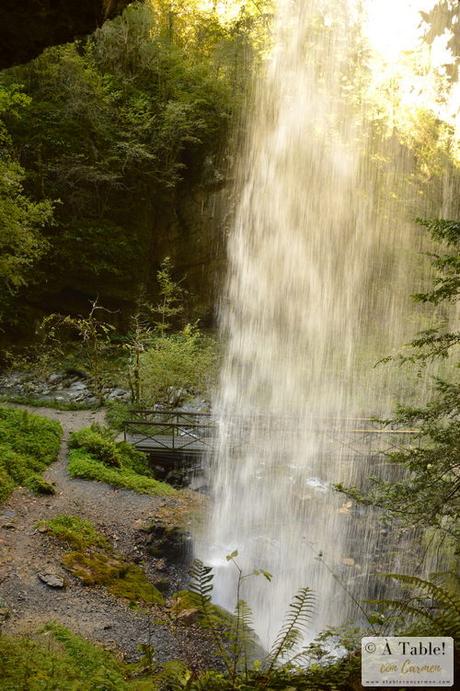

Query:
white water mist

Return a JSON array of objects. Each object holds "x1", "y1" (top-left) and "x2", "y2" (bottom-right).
[{"x1": 199, "y1": 0, "x2": 446, "y2": 647}]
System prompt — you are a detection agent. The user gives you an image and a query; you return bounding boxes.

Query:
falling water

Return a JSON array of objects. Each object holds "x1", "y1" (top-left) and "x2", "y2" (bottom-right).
[{"x1": 199, "y1": 0, "x2": 450, "y2": 647}]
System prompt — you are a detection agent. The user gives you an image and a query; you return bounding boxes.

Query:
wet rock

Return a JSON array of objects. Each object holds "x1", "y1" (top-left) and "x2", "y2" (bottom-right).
[
  {"x1": 38, "y1": 572, "x2": 65, "y2": 588},
  {"x1": 69, "y1": 381, "x2": 88, "y2": 392},
  {"x1": 0, "y1": 368, "x2": 130, "y2": 406},
  {"x1": 48, "y1": 372, "x2": 64, "y2": 385},
  {"x1": 147, "y1": 526, "x2": 193, "y2": 564},
  {"x1": 106, "y1": 388, "x2": 130, "y2": 401}
]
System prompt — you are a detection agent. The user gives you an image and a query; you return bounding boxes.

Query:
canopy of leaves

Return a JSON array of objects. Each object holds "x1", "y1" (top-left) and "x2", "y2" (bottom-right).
[{"x1": 0, "y1": 1, "x2": 271, "y2": 335}]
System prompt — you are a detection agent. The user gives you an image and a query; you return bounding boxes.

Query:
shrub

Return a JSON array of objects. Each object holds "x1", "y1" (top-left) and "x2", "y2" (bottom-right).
[
  {"x1": 68, "y1": 448, "x2": 175, "y2": 496},
  {"x1": 140, "y1": 325, "x2": 218, "y2": 405},
  {"x1": 69, "y1": 426, "x2": 122, "y2": 467},
  {"x1": 68, "y1": 425, "x2": 175, "y2": 496},
  {"x1": 0, "y1": 623, "x2": 131, "y2": 689},
  {"x1": 0, "y1": 406, "x2": 62, "y2": 502},
  {"x1": 25, "y1": 474, "x2": 56, "y2": 495}
]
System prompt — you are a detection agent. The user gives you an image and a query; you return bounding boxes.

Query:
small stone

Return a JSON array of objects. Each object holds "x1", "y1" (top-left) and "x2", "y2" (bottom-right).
[
  {"x1": 155, "y1": 558, "x2": 167, "y2": 571},
  {"x1": 38, "y1": 572, "x2": 65, "y2": 588},
  {"x1": 2, "y1": 522, "x2": 16, "y2": 530},
  {"x1": 37, "y1": 524, "x2": 48, "y2": 533}
]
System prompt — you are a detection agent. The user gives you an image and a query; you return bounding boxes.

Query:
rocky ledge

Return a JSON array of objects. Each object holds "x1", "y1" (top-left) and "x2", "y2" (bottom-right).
[{"x1": 0, "y1": 370, "x2": 130, "y2": 406}]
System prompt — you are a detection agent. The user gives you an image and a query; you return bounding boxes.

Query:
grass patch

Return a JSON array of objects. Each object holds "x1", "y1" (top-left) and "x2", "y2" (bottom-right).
[
  {"x1": 39, "y1": 514, "x2": 109, "y2": 550},
  {"x1": 0, "y1": 406, "x2": 62, "y2": 502},
  {"x1": 41, "y1": 514, "x2": 164, "y2": 606},
  {"x1": 68, "y1": 425, "x2": 175, "y2": 496},
  {"x1": 0, "y1": 622, "x2": 137, "y2": 690}
]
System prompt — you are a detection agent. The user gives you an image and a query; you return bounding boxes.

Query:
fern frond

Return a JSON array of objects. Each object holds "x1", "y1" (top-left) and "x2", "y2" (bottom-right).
[
  {"x1": 381, "y1": 573, "x2": 460, "y2": 638},
  {"x1": 152, "y1": 660, "x2": 191, "y2": 690},
  {"x1": 229, "y1": 599, "x2": 256, "y2": 675},
  {"x1": 189, "y1": 559, "x2": 214, "y2": 604},
  {"x1": 268, "y1": 587, "x2": 314, "y2": 669},
  {"x1": 385, "y1": 573, "x2": 460, "y2": 612}
]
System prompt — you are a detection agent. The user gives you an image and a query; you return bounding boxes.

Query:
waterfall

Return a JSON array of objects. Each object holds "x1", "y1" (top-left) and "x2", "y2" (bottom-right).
[{"x1": 198, "y1": 0, "x2": 450, "y2": 647}]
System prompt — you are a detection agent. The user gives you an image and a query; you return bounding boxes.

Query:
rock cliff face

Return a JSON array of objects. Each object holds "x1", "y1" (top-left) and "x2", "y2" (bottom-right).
[{"x1": 0, "y1": 1, "x2": 129, "y2": 69}]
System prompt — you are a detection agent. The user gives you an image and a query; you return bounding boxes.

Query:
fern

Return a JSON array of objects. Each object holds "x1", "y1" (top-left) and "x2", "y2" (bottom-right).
[
  {"x1": 189, "y1": 559, "x2": 214, "y2": 606},
  {"x1": 152, "y1": 660, "x2": 192, "y2": 690},
  {"x1": 375, "y1": 573, "x2": 460, "y2": 638},
  {"x1": 188, "y1": 559, "x2": 234, "y2": 676},
  {"x1": 267, "y1": 587, "x2": 315, "y2": 671},
  {"x1": 230, "y1": 598, "x2": 255, "y2": 678}
]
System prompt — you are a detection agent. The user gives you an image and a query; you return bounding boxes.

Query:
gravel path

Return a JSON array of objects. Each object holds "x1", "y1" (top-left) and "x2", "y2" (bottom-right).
[{"x1": 0, "y1": 405, "x2": 211, "y2": 666}]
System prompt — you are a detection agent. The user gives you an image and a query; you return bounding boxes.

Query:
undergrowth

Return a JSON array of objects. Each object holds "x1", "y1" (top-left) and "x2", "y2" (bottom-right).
[
  {"x1": 0, "y1": 406, "x2": 62, "y2": 501},
  {"x1": 0, "y1": 622, "x2": 134, "y2": 690},
  {"x1": 68, "y1": 425, "x2": 175, "y2": 496},
  {"x1": 42, "y1": 515, "x2": 164, "y2": 606}
]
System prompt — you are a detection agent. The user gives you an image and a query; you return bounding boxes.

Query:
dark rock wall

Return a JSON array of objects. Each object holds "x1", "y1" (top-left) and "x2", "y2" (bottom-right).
[{"x1": 0, "y1": 1, "x2": 129, "y2": 69}]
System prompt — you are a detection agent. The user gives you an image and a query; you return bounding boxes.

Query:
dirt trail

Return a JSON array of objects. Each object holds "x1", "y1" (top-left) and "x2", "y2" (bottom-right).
[{"x1": 0, "y1": 405, "x2": 206, "y2": 664}]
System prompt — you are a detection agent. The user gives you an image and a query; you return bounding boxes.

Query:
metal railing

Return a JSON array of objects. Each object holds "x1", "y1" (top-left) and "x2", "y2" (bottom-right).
[
  {"x1": 123, "y1": 409, "x2": 419, "y2": 457},
  {"x1": 123, "y1": 410, "x2": 215, "y2": 454}
]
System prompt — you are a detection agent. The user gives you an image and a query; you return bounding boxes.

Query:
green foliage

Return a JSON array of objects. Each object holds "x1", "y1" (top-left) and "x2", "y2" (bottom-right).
[
  {"x1": 40, "y1": 514, "x2": 110, "y2": 550},
  {"x1": 186, "y1": 556, "x2": 317, "y2": 687},
  {"x1": 140, "y1": 324, "x2": 218, "y2": 405},
  {"x1": 0, "y1": 1, "x2": 269, "y2": 330},
  {"x1": 338, "y1": 218, "x2": 460, "y2": 650},
  {"x1": 68, "y1": 448, "x2": 175, "y2": 496},
  {"x1": 152, "y1": 256, "x2": 185, "y2": 335},
  {"x1": 0, "y1": 406, "x2": 62, "y2": 501},
  {"x1": 122, "y1": 259, "x2": 217, "y2": 404},
  {"x1": 267, "y1": 587, "x2": 316, "y2": 670},
  {"x1": 70, "y1": 425, "x2": 124, "y2": 467},
  {"x1": 0, "y1": 623, "x2": 132, "y2": 690},
  {"x1": 341, "y1": 218, "x2": 460, "y2": 543},
  {"x1": 105, "y1": 400, "x2": 134, "y2": 430},
  {"x1": 68, "y1": 424, "x2": 175, "y2": 496},
  {"x1": 44, "y1": 513, "x2": 164, "y2": 606},
  {"x1": 373, "y1": 573, "x2": 460, "y2": 640},
  {"x1": 0, "y1": 84, "x2": 53, "y2": 323},
  {"x1": 40, "y1": 300, "x2": 117, "y2": 405}
]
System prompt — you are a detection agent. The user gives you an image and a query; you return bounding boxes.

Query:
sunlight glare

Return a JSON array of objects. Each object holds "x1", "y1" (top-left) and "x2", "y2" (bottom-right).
[{"x1": 363, "y1": 0, "x2": 459, "y2": 144}]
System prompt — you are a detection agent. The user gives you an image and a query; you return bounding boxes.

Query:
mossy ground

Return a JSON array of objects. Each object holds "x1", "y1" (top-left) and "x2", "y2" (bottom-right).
[
  {"x1": 0, "y1": 406, "x2": 62, "y2": 501},
  {"x1": 42, "y1": 515, "x2": 164, "y2": 606},
  {"x1": 0, "y1": 622, "x2": 143, "y2": 690},
  {"x1": 68, "y1": 425, "x2": 175, "y2": 497}
]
